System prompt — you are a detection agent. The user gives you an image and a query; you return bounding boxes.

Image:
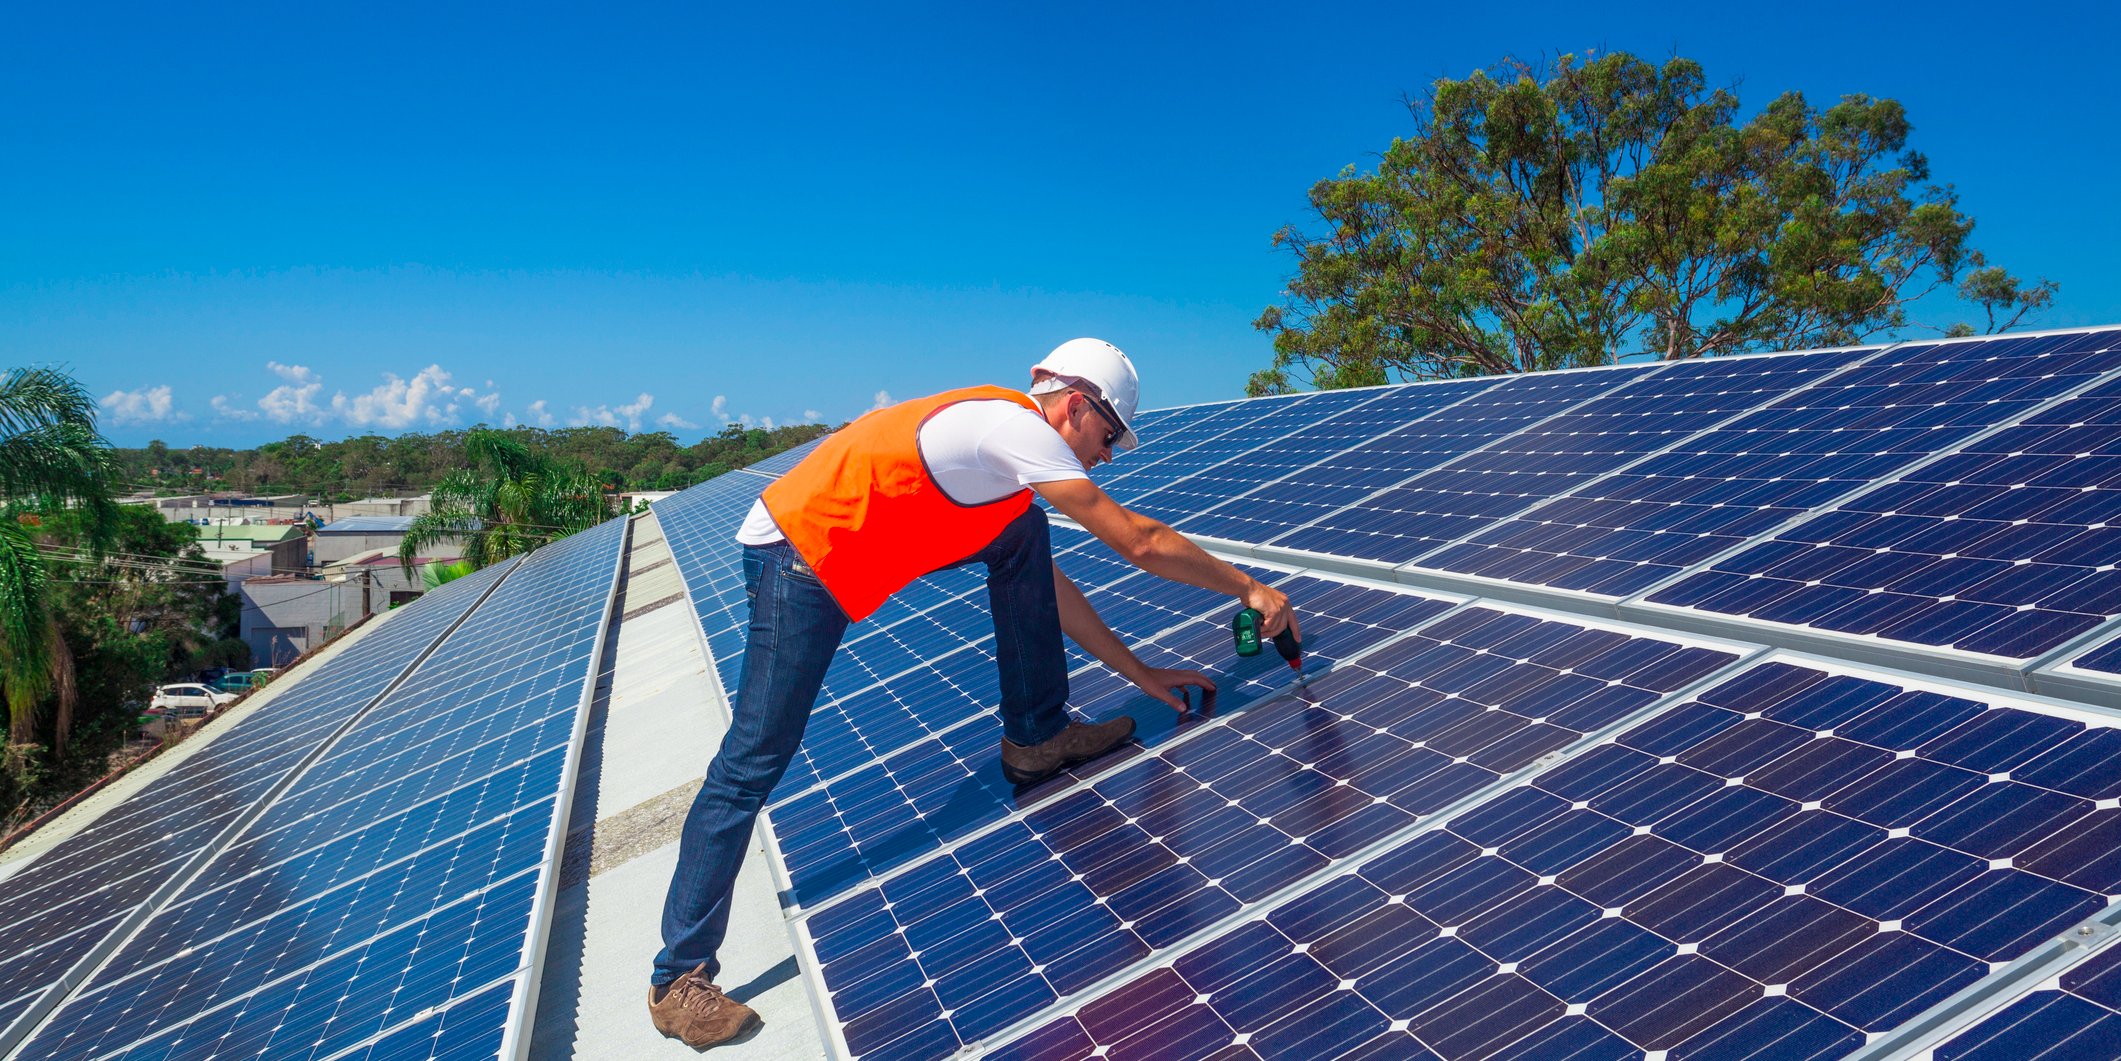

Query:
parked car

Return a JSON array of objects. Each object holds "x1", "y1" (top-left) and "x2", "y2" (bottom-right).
[
  {"x1": 147, "y1": 683, "x2": 236, "y2": 719},
  {"x1": 210, "y1": 672, "x2": 256, "y2": 693}
]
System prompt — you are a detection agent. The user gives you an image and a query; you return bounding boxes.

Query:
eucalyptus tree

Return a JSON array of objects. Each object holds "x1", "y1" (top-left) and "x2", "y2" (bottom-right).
[{"x1": 1253, "y1": 52, "x2": 2057, "y2": 392}]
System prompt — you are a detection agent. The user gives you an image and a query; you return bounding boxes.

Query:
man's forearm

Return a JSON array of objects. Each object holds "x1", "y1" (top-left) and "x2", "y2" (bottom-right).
[{"x1": 1123, "y1": 521, "x2": 1259, "y2": 599}]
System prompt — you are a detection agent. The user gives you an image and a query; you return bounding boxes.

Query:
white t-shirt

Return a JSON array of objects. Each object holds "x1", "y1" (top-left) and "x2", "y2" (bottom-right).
[{"x1": 735, "y1": 396, "x2": 1088, "y2": 545}]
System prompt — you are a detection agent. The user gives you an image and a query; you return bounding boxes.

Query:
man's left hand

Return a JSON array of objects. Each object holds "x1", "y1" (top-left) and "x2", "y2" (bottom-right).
[{"x1": 1134, "y1": 667, "x2": 1217, "y2": 711}]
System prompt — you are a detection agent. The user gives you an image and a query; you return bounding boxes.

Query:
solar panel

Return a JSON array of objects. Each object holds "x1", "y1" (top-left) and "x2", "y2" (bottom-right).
[
  {"x1": 0, "y1": 556, "x2": 517, "y2": 1055},
  {"x1": 1190, "y1": 367, "x2": 1657, "y2": 558},
  {"x1": 995, "y1": 653, "x2": 2120, "y2": 1061},
  {"x1": 1134, "y1": 378, "x2": 1503, "y2": 535},
  {"x1": 1351, "y1": 331, "x2": 2107, "y2": 608},
  {"x1": 1096, "y1": 388, "x2": 1402, "y2": 509},
  {"x1": 798, "y1": 602, "x2": 1745, "y2": 1058},
  {"x1": 1925, "y1": 939, "x2": 2121, "y2": 1059},
  {"x1": 765, "y1": 566, "x2": 1456, "y2": 911},
  {"x1": 1297, "y1": 350, "x2": 1870, "y2": 568},
  {"x1": 12, "y1": 516, "x2": 628, "y2": 1061},
  {"x1": 1407, "y1": 347, "x2": 1875, "y2": 584},
  {"x1": 1086, "y1": 397, "x2": 1292, "y2": 497},
  {"x1": 1644, "y1": 331, "x2": 2121, "y2": 658},
  {"x1": 602, "y1": 328, "x2": 2121, "y2": 1061}
]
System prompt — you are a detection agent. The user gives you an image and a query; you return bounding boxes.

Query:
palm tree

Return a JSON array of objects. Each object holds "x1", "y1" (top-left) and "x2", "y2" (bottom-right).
[
  {"x1": 1, "y1": 367, "x2": 119, "y2": 748},
  {"x1": 398, "y1": 429, "x2": 617, "y2": 575}
]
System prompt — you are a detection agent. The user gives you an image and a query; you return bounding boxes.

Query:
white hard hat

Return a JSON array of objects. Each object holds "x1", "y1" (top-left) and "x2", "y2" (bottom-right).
[{"x1": 1031, "y1": 337, "x2": 1141, "y2": 451}]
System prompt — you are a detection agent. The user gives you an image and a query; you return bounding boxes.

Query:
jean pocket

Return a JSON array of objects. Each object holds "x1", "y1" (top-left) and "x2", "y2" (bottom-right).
[{"x1": 782, "y1": 555, "x2": 823, "y2": 586}]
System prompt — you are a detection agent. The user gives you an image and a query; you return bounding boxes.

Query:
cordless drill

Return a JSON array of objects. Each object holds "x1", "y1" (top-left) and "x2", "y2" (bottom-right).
[{"x1": 1233, "y1": 608, "x2": 1303, "y2": 676}]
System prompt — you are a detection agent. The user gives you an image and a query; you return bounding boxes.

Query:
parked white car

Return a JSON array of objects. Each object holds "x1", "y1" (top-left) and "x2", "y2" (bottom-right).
[{"x1": 147, "y1": 683, "x2": 236, "y2": 719}]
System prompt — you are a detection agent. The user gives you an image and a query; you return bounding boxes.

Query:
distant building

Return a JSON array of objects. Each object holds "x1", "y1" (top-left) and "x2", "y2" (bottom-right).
[
  {"x1": 192, "y1": 522, "x2": 309, "y2": 574},
  {"x1": 336, "y1": 495, "x2": 433, "y2": 519},
  {"x1": 238, "y1": 575, "x2": 346, "y2": 667},
  {"x1": 322, "y1": 549, "x2": 454, "y2": 612},
  {"x1": 201, "y1": 547, "x2": 274, "y2": 591},
  {"x1": 155, "y1": 494, "x2": 314, "y2": 524},
  {"x1": 239, "y1": 550, "x2": 461, "y2": 665},
  {"x1": 313, "y1": 515, "x2": 440, "y2": 567}
]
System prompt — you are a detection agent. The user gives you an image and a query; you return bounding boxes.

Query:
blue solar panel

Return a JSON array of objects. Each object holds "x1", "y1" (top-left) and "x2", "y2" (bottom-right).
[
  {"x1": 1248, "y1": 367, "x2": 1658, "y2": 560},
  {"x1": 2062, "y1": 631, "x2": 2121, "y2": 676},
  {"x1": 997, "y1": 655, "x2": 2118, "y2": 1061},
  {"x1": 764, "y1": 564, "x2": 1452, "y2": 910},
  {"x1": 1084, "y1": 398, "x2": 1285, "y2": 496},
  {"x1": 1928, "y1": 939, "x2": 2121, "y2": 1060},
  {"x1": 1394, "y1": 331, "x2": 2115, "y2": 603},
  {"x1": 1140, "y1": 379, "x2": 1503, "y2": 537},
  {"x1": 1412, "y1": 348, "x2": 1876, "y2": 586},
  {"x1": 1649, "y1": 334, "x2": 2121, "y2": 657},
  {"x1": 801, "y1": 604, "x2": 1741, "y2": 1058},
  {"x1": 0, "y1": 557, "x2": 516, "y2": 1052},
  {"x1": 331, "y1": 978, "x2": 515, "y2": 1061},
  {"x1": 1309, "y1": 350, "x2": 1865, "y2": 569},
  {"x1": 1097, "y1": 388, "x2": 1401, "y2": 510},
  {"x1": 14, "y1": 517, "x2": 627, "y2": 1061}
]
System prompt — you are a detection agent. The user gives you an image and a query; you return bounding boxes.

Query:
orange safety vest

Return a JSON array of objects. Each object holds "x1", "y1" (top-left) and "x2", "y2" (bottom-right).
[{"x1": 762, "y1": 386, "x2": 1043, "y2": 621}]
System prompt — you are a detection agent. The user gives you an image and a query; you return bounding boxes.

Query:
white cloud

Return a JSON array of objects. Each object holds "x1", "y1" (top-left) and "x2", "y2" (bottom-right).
[
  {"x1": 210, "y1": 395, "x2": 259, "y2": 421},
  {"x1": 475, "y1": 392, "x2": 502, "y2": 417},
  {"x1": 803, "y1": 409, "x2": 822, "y2": 423},
  {"x1": 710, "y1": 395, "x2": 731, "y2": 424},
  {"x1": 502, "y1": 411, "x2": 518, "y2": 428},
  {"x1": 333, "y1": 364, "x2": 461, "y2": 429},
  {"x1": 571, "y1": 392, "x2": 656, "y2": 432},
  {"x1": 259, "y1": 362, "x2": 327, "y2": 423},
  {"x1": 527, "y1": 399, "x2": 555, "y2": 427},
  {"x1": 871, "y1": 389, "x2": 894, "y2": 410},
  {"x1": 102, "y1": 385, "x2": 184, "y2": 424},
  {"x1": 657, "y1": 412, "x2": 700, "y2": 430}
]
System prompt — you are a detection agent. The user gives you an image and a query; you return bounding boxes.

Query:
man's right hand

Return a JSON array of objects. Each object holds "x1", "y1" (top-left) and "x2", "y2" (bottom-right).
[{"x1": 1244, "y1": 580, "x2": 1299, "y2": 643}]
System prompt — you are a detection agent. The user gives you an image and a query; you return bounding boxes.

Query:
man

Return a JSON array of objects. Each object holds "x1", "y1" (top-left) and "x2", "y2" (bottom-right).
[{"x1": 648, "y1": 338, "x2": 1300, "y2": 1048}]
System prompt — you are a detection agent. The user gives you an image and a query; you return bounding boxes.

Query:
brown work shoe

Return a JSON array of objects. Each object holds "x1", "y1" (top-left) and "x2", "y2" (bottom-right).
[
  {"x1": 648, "y1": 965, "x2": 759, "y2": 1049},
  {"x1": 999, "y1": 716, "x2": 1137, "y2": 786}
]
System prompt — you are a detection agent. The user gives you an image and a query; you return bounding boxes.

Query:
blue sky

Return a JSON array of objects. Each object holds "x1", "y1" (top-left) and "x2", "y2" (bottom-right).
[{"x1": 6, "y1": 0, "x2": 2117, "y2": 448}]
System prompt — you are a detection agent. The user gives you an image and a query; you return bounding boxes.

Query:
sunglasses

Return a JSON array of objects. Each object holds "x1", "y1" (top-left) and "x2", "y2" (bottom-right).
[{"x1": 1079, "y1": 391, "x2": 1125, "y2": 450}]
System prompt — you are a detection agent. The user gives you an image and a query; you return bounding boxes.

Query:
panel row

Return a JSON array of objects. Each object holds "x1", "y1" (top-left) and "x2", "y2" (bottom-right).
[
  {"x1": 14, "y1": 516, "x2": 628, "y2": 1060},
  {"x1": 0, "y1": 556, "x2": 518, "y2": 1052}
]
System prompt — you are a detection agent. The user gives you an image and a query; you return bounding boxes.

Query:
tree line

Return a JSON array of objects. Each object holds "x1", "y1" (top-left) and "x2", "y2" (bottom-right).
[{"x1": 115, "y1": 421, "x2": 833, "y2": 501}]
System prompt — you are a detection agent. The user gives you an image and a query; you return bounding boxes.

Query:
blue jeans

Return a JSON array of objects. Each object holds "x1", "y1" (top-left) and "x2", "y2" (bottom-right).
[{"x1": 653, "y1": 505, "x2": 1070, "y2": 984}]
